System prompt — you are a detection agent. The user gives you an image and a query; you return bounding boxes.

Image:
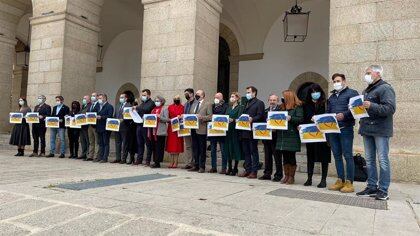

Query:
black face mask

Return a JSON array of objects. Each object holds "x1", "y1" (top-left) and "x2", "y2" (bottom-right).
[
  {"x1": 72, "y1": 105, "x2": 77, "y2": 109},
  {"x1": 185, "y1": 94, "x2": 190, "y2": 100},
  {"x1": 195, "y1": 94, "x2": 201, "y2": 101},
  {"x1": 174, "y1": 99, "x2": 181, "y2": 105}
]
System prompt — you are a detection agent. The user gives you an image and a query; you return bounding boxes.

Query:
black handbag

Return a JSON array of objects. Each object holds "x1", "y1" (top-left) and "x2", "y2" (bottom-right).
[{"x1": 353, "y1": 153, "x2": 368, "y2": 182}]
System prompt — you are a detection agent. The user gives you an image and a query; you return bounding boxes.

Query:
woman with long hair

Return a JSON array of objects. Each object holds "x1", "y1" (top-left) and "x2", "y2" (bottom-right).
[
  {"x1": 10, "y1": 98, "x2": 31, "y2": 156},
  {"x1": 68, "y1": 101, "x2": 81, "y2": 158},
  {"x1": 276, "y1": 90, "x2": 304, "y2": 185}
]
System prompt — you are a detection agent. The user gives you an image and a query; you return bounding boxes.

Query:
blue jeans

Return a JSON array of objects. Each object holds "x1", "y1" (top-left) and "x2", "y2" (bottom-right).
[
  {"x1": 242, "y1": 139, "x2": 259, "y2": 173},
  {"x1": 327, "y1": 126, "x2": 354, "y2": 181},
  {"x1": 97, "y1": 131, "x2": 111, "y2": 161},
  {"x1": 50, "y1": 128, "x2": 66, "y2": 155},
  {"x1": 210, "y1": 139, "x2": 227, "y2": 170},
  {"x1": 363, "y1": 135, "x2": 391, "y2": 194}
]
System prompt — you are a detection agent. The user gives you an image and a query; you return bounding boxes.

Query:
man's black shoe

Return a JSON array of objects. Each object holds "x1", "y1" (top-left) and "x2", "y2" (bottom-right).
[
  {"x1": 375, "y1": 191, "x2": 389, "y2": 201},
  {"x1": 356, "y1": 187, "x2": 378, "y2": 197}
]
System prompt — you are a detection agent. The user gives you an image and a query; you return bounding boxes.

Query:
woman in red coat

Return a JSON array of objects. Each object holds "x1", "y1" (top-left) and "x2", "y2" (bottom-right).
[{"x1": 166, "y1": 95, "x2": 184, "y2": 168}]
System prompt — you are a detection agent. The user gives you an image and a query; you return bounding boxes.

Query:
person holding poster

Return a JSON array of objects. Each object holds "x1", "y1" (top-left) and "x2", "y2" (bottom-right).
[
  {"x1": 86, "y1": 92, "x2": 100, "y2": 161},
  {"x1": 79, "y1": 95, "x2": 91, "y2": 160},
  {"x1": 356, "y1": 65, "x2": 396, "y2": 201},
  {"x1": 239, "y1": 86, "x2": 265, "y2": 179},
  {"x1": 30, "y1": 95, "x2": 51, "y2": 157},
  {"x1": 9, "y1": 98, "x2": 31, "y2": 156},
  {"x1": 209, "y1": 92, "x2": 228, "y2": 173},
  {"x1": 188, "y1": 89, "x2": 212, "y2": 173},
  {"x1": 134, "y1": 89, "x2": 155, "y2": 166},
  {"x1": 302, "y1": 84, "x2": 331, "y2": 188},
  {"x1": 47, "y1": 96, "x2": 70, "y2": 158},
  {"x1": 95, "y1": 94, "x2": 114, "y2": 163},
  {"x1": 259, "y1": 94, "x2": 283, "y2": 182},
  {"x1": 112, "y1": 93, "x2": 133, "y2": 164},
  {"x1": 149, "y1": 96, "x2": 169, "y2": 168},
  {"x1": 181, "y1": 88, "x2": 197, "y2": 170},
  {"x1": 165, "y1": 95, "x2": 184, "y2": 168},
  {"x1": 68, "y1": 101, "x2": 81, "y2": 159},
  {"x1": 224, "y1": 92, "x2": 244, "y2": 176},
  {"x1": 275, "y1": 90, "x2": 303, "y2": 185},
  {"x1": 326, "y1": 73, "x2": 359, "y2": 193}
]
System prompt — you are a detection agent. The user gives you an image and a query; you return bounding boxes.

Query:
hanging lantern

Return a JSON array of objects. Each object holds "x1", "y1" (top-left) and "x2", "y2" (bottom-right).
[{"x1": 283, "y1": 0, "x2": 310, "y2": 42}]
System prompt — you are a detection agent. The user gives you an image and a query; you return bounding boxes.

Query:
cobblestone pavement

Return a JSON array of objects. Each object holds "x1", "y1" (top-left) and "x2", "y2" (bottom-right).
[{"x1": 0, "y1": 150, "x2": 419, "y2": 235}]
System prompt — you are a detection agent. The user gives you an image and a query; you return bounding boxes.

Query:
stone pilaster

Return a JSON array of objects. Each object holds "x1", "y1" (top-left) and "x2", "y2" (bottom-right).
[
  {"x1": 141, "y1": 0, "x2": 221, "y2": 99},
  {"x1": 329, "y1": 0, "x2": 420, "y2": 182}
]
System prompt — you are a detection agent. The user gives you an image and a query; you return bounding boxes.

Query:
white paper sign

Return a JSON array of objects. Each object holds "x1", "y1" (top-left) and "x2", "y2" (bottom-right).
[{"x1": 129, "y1": 109, "x2": 143, "y2": 124}]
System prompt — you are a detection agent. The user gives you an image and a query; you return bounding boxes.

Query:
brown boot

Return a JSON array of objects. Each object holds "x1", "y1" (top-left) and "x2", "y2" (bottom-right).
[
  {"x1": 280, "y1": 164, "x2": 289, "y2": 184},
  {"x1": 286, "y1": 165, "x2": 296, "y2": 185}
]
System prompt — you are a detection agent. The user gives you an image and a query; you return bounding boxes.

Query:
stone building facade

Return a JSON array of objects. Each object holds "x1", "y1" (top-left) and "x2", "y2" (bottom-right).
[{"x1": 0, "y1": 0, "x2": 419, "y2": 181}]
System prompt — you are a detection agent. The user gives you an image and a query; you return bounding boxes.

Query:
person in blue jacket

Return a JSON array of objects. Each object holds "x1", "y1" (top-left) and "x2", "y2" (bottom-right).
[{"x1": 95, "y1": 93, "x2": 114, "y2": 163}]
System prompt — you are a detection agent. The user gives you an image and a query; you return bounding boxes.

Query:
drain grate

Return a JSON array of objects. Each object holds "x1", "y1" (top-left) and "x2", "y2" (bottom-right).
[
  {"x1": 56, "y1": 173, "x2": 173, "y2": 190},
  {"x1": 267, "y1": 188, "x2": 387, "y2": 210}
]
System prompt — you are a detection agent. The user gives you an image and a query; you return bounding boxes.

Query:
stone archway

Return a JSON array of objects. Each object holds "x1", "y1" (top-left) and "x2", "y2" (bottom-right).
[
  {"x1": 219, "y1": 23, "x2": 240, "y2": 94},
  {"x1": 289, "y1": 72, "x2": 329, "y2": 99},
  {"x1": 114, "y1": 82, "x2": 140, "y2": 106}
]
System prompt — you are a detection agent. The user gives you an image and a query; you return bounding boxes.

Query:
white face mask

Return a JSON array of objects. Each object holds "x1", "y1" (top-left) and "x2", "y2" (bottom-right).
[
  {"x1": 214, "y1": 98, "x2": 220, "y2": 105},
  {"x1": 37, "y1": 98, "x2": 43, "y2": 104},
  {"x1": 98, "y1": 99, "x2": 103, "y2": 104},
  {"x1": 19, "y1": 100, "x2": 25, "y2": 106},
  {"x1": 91, "y1": 96, "x2": 97, "y2": 102},
  {"x1": 119, "y1": 97, "x2": 125, "y2": 104},
  {"x1": 141, "y1": 96, "x2": 148, "y2": 102},
  {"x1": 56, "y1": 101, "x2": 61, "y2": 106},
  {"x1": 229, "y1": 97, "x2": 236, "y2": 103},
  {"x1": 364, "y1": 74, "x2": 374, "y2": 85},
  {"x1": 333, "y1": 82, "x2": 343, "y2": 91},
  {"x1": 155, "y1": 101, "x2": 161, "y2": 107}
]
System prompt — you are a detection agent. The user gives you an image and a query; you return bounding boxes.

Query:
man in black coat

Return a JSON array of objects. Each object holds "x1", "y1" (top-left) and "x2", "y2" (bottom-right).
[
  {"x1": 259, "y1": 94, "x2": 283, "y2": 181},
  {"x1": 95, "y1": 93, "x2": 114, "y2": 163},
  {"x1": 209, "y1": 92, "x2": 228, "y2": 173},
  {"x1": 30, "y1": 95, "x2": 51, "y2": 157},
  {"x1": 47, "y1": 96, "x2": 70, "y2": 158},
  {"x1": 135, "y1": 89, "x2": 155, "y2": 165},
  {"x1": 86, "y1": 92, "x2": 100, "y2": 161},
  {"x1": 112, "y1": 93, "x2": 134, "y2": 164},
  {"x1": 239, "y1": 86, "x2": 265, "y2": 178}
]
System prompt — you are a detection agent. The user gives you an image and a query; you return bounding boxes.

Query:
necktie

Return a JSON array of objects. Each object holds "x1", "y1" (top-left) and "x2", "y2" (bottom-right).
[{"x1": 194, "y1": 101, "x2": 200, "y2": 114}]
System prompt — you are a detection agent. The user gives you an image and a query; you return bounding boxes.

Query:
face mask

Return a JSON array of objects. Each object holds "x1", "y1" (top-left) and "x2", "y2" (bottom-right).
[
  {"x1": 214, "y1": 98, "x2": 220, "y2": 105},
  {"x1": 119, "y1": 98, "x2": 125, "y2": 104},
  {"x1": 229, "y1": 97, "x2": 236, "y2": 103},
  {"x1": 19, "y1": 100, "x2": 24, "y2": 106},
  {"x1": 174, "y1": 99, "x2": 181, "y2": 105},
  {"x1": 91, "y1": 96, "x2": 97, "y2": 102},
  {"x1": 195, "y1": 94, "x2": 201, "y2": 101},
  {"x1": 364, "y1": 74, "x2": 374, "y2": 85},
  {"x1": 82, "y1": 99, "x2": 87, "y2": 105},
  {"x1": 245, "y1": 93, "x2": 253, "y2": 100},
  {"x1": 56, "y1": 101, "x2": 61, "y2": 106},
  {"x1": 72, "y1": 105, "x2": 77, "y2": 109},
  {"x1": 155, "y1": 101, "x2": 161, "y2": 107},
  {"x1": 141, "y1": 96, "x2": 148, "y2": 102},
  {"x1": 311, "y1": 92, "x2": 321, "y2": 100},
  {"x1": 98, "y1": 99, "x2": 103, "y2": 105},
  {"x1": 37, "y1": 98, "x2": 43, "y2": 104},
  {"x1": 333, "y1": 82, "x2": 343, "y2": 91},
  {"x1": 185, "y1": 94, "x2": 190, "y2": 100}
]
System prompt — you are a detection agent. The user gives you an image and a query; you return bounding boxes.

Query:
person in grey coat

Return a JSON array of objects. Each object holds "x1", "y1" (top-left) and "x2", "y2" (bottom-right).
[
  {"x1": 356, "y1": 65, "x2": 396, "y2": 201},
  {"x1": 149, "y1": 96, "x2": 169, "y2": 168}
]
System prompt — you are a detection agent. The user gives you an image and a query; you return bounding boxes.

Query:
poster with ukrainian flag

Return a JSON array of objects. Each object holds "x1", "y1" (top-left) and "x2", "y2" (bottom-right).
[
  {"x1": 75, "y1": 114, "x2": 87, "y2": 126},
  {"x1": 252, "y1": 123, "x2": 272, "y2": 140},
  {"x1": 143, "y1": 114, "x2": 157, "y2": 128},
  {"x1": 211, "y1": 115, "x2": 229, "y2": 131},
  {"x1": 349, "y1": 95, "x2": 369, "y2": 119},
  {"x1": 25, "y1": 112, "x2": 39, "y2": 124},
  {"x1": 123, "y1": 107, "x2": 132, "y2": 120},
  {"x1": 299, "y1": 124, "x2": 326, "y2": 143},
  {"x1": 86, "y1": 112, "x2": 97, "y2": 125},
  {"x1": 171, "y1": 117, "x2": 180, "y2": 132},
  {"x1": 45, "y1": 117, "x2": 59, "y2": 128},
  {"x1": 177, "y1": 123, "x2": 191, "y2": 137},
  {"x1": 105, "y1": 118, "x2": 120, "y2": 132},
  {"x1": 207, "y1": 122, "x2": 226, "y2": 137},
  {"x1": 235, "y1": 114, "x2": 251, "y2": 131},
  {"x1": 266, "y1": 111, "x2": 288, "y2": 130},
  {"x1": 70, "y1": 117, "x2": 81, "y2": 129},
  {"x1": 313, "y1": 113, "x2": 341, "y2": 133},
  {"x1": 183, "y1": 114, "x2": 199, "y2": 129},
  {"x1": 9, "y1": 112, "x2": 23, "y2": 124},
  {"x1": 64, "y1": 115, "x2": 71, "y2": 127}
]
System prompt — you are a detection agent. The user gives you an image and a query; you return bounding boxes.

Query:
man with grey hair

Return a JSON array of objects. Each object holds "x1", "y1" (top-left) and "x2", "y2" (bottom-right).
[
  {"x1": 356, "y1": 65, "x2": 396, "y2": 201},
  {"x1": 29, "y1": 95, "x2": 51, "y2": 157}
]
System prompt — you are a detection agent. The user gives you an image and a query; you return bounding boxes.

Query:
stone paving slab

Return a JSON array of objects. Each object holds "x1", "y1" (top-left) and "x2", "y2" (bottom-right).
[
  {"x1": 0, "y1": 222, "x2": 30, "y2": 236},
  {"x1": 0, "y1": 199, "x2": 54, "y2": 221}
]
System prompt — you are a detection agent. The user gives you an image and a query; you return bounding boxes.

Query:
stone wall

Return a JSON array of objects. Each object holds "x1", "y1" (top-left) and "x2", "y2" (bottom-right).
[{"x1": 329, "y1": 0, "x2": 420, "y2": 182}]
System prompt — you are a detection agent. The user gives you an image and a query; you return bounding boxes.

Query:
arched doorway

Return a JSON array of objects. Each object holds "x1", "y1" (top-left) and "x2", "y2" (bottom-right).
[
  {"x1": 297, "y1": 82, "x2": 315, "y2": 102},
  {"x1": 115, "y1": 83, "x2": 140, "y2": 106},
  {"x1": 217, "y1": 37, "x2": 231, "y2": 100},
  {"x1": 219, "y1": 23, "x2": 240, "y2": 98},
  {"x1": 290, "y1": 72, "x2": 329, "y2": 101}
]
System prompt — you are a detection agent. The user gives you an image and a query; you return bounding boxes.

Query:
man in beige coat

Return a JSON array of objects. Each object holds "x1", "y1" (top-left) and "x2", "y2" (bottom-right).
[{"x1": 188, "y1": 89, "x2": 212, "y2": 173}]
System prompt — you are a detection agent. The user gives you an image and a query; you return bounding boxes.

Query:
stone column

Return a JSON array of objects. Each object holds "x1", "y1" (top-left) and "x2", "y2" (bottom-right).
[
  {"x1": 141, "y1": 0, "x2": 221, "y2": 99},
  {"x1": 27, "y1": 0, "x2": 103, "y2": 106},
  {"x1": 329, "y1": 0, "x2": 420, "y2": 182},
  {"x1": 11, "y1": 66, "x2": 29, "y2": 112}
]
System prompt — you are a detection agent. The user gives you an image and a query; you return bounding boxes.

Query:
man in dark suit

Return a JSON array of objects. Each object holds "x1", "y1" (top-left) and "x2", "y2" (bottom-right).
[
  {"x1": 182, "y1": 88, "x2": 198, "y2": 169},
  {"x1": 209, "y1": 92, "x2": 228, "y2": 173},
  {"x1": 259, "y1": 94, "x2": 283, "y2": 181},
  {"x1": 47, "y1": 96, "x2": 70, "y2": 158},
  {"x1": 112, "y1": 93, "x2": 133, "y2": 164},
  {"x1": 134, "y1": 89, "x2": 155, "y2": 165},
  {"x1": 95, "y1": 93, "x2": 114, "y2": 163},
  {"x1": 79, "y1": 95, "x2": 91, "y2": 159},
  {"x1": 239, "y1": 86, "x2": 265, "y2": 178},
  {"x1": 29, "y1": 95, "x2": 51, "y2": 157},
  {"x1": 86, "y1": 92, "x2": 100, "y2": 161}
]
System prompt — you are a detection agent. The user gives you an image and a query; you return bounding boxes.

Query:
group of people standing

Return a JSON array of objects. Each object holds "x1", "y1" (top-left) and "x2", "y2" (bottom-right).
[{"x1": 9, "y1": 65, "x2": 395, "y2": 201}]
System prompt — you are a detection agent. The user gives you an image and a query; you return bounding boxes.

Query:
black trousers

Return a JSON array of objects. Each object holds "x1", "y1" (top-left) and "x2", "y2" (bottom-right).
[
  {"x1": 281, "y1": 150, "x2": 296, "y2": 166},
  {"x1": 32, "y1": 125, "x2": 46, "y2": 153},
  {"x1": 241, "y1": 138, "x2": 260, "y2": 173},
  {"x1": 307, "y1": 160, "x2": 329, "y2": 180},
  {"x1": 115, "y1": 129, "x2": 129, "y2": 161},
  {"x1": 191, "y1": 130, "x2": 207, "y2": 169},
  {"x1": 136, "y1": 125, "x2": 152, "y2": 163},
  {"x1": 80, "y1": 128, "x2": 89, "y2": 157},
  {"x1": 263, "y1": 140, "x2": 283, "y2": 178},
  {"x1": 151, "y1": 136, "x2": 166, "y2": 163},
  {"x1": 68, "y1": 128, "x2": 80, "y2": 156}
]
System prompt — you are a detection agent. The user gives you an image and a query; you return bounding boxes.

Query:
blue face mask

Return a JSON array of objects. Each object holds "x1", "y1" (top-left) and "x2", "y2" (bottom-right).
[
  {"x1": 246, "y1": 93, "x2": 253, "y2": 100},
  {"x1": 311, "y1": 92, "x2": 321, "y2": 100}
]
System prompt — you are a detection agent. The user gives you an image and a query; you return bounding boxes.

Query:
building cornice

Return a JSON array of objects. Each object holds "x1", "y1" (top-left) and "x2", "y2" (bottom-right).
[{"x1": 30, "y1": 12, "x2": 101, "y2": 32}]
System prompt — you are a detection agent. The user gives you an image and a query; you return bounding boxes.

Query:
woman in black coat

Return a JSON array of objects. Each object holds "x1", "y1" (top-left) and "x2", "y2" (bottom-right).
[
  {"x1": 302, "y1": 84, "x2": 331, "y2": 188},
  {"x1": 68, "y1": 101, "x2": 81, "y2": 158},
  {"x1": 10, "y1": 98, "x2": 31, "y2": 156}
]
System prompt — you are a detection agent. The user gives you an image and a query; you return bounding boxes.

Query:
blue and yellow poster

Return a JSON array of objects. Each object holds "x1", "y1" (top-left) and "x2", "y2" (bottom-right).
[
  {"x1": 86, "y1": 112, "x2": 97, "y2": 124},
  {"x1": 183, "y1": 114, "x2": 199, "y2": 129},
  {"x1": 143, "y1": 114, "x2": 157, "y2": 128},
  {"x1": 75, "y1": 114, "x2": 87, "y2": 126},
  {"x1": 123, "y1": 107, "x2": 132, "y2": 120},
  {"x1": 252, "y1": 123, "x2": 272, "y2": 140},
  {"x1": 171, "y1": 117, "x2": 180, "y2": 132},
  {"x1": 349, "y1": 95, "x2": 369, "y2": 119},
  {"x1": 207, "y1": 122, "x2": 226, "y2": 137},
  {"x1": 314, "y1": 113, "x2": 341, "y2": 133},
  {"x1": 235, "y1": 114, "x2": 251, "y2": 131},
  {"x1": 9, "y1": 113, "x2": 23, "y2": 124},
  {"x1": 45, "y1": 117, "x2": 59, "y2": 128},
  {"x1": 106, "y1": 118, "x2": 120, "y2": 131},
  {"x1": 25, "y1": 112, "x2": 39, "y2": 124},
  {"x1": 299, "y1": 124, "x2": 326, "y2": 143},
  {"x1": 177, "y1": 124, "x2": 191, "y2": 137},
  {"x1": 266, "y1": 111, "x2": 288, "y2": 130},
  {"x1": 211, "y1": 115, "x2": 229, "y2": 131}
]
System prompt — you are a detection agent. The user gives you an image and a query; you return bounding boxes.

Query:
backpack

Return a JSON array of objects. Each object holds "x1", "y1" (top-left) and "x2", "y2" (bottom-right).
[{"x1": 353, "y1": 153, "x2": 368, "y2": 182}]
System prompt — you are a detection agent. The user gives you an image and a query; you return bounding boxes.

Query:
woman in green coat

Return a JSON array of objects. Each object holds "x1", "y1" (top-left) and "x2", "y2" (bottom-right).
[
  {"x1": 276, "y1": 90, "x2": 304, "y2": 185},
  {"x1": 224, "y1": 92, "x2": 244, "y2": 176}
]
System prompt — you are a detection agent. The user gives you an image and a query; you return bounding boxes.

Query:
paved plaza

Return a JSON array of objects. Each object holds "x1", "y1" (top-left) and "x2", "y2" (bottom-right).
[{"x1": 0, "y1": 150, "x2": 419, "y2": 235}]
